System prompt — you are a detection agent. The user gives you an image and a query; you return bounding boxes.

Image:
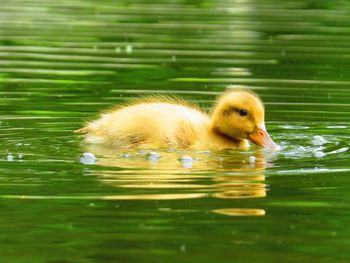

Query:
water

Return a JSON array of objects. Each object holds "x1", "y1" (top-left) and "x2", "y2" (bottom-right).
[{"x1": 1, "y1": 0, "x2": 350, "y2": 262}]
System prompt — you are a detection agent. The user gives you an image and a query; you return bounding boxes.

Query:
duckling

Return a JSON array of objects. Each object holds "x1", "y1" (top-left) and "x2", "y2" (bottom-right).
[{"x1": 75, "y1": 89, "x2": 279, "y2": 150}]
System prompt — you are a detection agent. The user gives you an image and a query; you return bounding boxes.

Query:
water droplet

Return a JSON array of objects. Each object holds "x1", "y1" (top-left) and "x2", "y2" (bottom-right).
[
  {"x1": 122, "y1": 153, "x2": 132, "y2": 159},
  {"x1": 6, "y1": 154, "x2": 14, "y2": 161},
  {"x1": 125, "y1": 45, "x2": 133, "y2": 54},
  {"x1": 80, "y1": 152, "x2": 96, "y2": 165},
  {"x1": 281, "y1": 49, "x2": 286, "y2": 57},
  {"x1": 178, "y1": 155, "x2": 193, "y2": 162},
  {"x1": 146, "y1": 152, "x2": 160, "y2": 161},
  {"x1": 180, "y1": 244, "x2": 186, "y2": 252},
  {"x1": 178, "y1": 156, "x2": 193, "y2": 168},
  {"x1": 249, "y1": 156, "x2": 256, "y2": 163}
]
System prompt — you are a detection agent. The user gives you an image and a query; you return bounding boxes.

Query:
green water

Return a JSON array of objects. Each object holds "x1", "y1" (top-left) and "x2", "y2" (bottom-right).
[{"x1": 1, "y1": 0, "x2": 350, "y2": 262}]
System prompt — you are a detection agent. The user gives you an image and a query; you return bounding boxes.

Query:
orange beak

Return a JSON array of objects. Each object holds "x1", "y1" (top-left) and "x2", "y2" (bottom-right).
[{"x1": 249, "y1": 125, "x2": 280, "y2": 150}]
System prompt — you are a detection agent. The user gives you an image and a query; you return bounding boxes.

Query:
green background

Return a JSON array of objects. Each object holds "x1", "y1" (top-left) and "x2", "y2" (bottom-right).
[{"x1": 0, "y1": 0, "x2": 350, "y2": 262}]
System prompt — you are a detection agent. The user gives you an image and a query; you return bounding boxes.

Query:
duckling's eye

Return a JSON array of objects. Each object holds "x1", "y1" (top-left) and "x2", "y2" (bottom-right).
[{"x1": 238, "y1": 109, "x2": 248, "y2": 117}]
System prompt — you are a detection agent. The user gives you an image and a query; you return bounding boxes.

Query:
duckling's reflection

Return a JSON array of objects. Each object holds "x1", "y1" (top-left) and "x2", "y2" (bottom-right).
[{"x1": 81, "y1": 143, "x2": 273, "y2": 217}]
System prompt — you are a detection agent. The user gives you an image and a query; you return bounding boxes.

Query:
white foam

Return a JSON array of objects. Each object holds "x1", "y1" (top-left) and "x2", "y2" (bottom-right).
[
  {"x1": 328, "y1": 147, "x2": 348, "y2": 155},
  {"x1": 311, "y1": 135, "x2": 327, "y2": 146},
  {"x1": 314, "y1": 151, "x2": 326, "y2": 158}
]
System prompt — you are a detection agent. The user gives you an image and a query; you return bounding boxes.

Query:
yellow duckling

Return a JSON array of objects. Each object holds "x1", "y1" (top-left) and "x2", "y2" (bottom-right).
[{"x1": 75, "y1": 89, "x2": 279, "y2": 150}]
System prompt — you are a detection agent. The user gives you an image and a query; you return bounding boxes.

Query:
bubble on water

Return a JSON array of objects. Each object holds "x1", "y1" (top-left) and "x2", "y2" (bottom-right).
[
  {"x1": 180, "y1": 244, "x2": 186, "y2": 252},
  {"x1": 311, "y1": 135, "x2": 327, "y2": 146},
  {"x1": 179, "y1": 155, "x2": 193, "y2": 162},
  {"x1": 248, "y1": 156, "x2": 256, "y2": 163},
  {"x1": 314, "y1": 151, "x2": 326, "y2": 158},
  {"x1": 80, "y1": 152, "x2": 96, "y2": 165},
  {"x1": 182, "y1": 162, "x2": 193, "y2": 169},
  {"x1": 281, "y1": 49, "x2": 286, "y2": 57},
  {"x1": 283, "y1": 145, "x2": 321, "y2": 159},
  {"x1": 178, "y1": 155, "x2": 193, "y2": 168},
  {"x1": 6, "y1": 154, "x2": 14, "y2": 161},
  {"x1": 122, "y1": 153, "x2": 132, "y2": 159},
  {"x1": 125, "y1": 45, "x2": 133, "y2": 54},
  {"x1": 146, "y1": 151, "x2": 160, "y2": 162}
]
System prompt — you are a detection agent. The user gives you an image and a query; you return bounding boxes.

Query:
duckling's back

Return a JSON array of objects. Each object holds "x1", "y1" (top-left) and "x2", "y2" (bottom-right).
[{"x1": 76, "y1": 102, "x2": 210, "y2": 148}]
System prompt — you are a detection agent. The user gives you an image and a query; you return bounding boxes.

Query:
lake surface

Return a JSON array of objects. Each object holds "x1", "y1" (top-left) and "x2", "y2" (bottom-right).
[{"x1": 1, "y1": 0, "x2": 350, "y2": 262}]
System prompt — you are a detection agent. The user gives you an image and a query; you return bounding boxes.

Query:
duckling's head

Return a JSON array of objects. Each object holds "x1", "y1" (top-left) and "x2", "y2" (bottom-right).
[{"x1": 211, "y1": 89, "x2": 279, "y2": 150}]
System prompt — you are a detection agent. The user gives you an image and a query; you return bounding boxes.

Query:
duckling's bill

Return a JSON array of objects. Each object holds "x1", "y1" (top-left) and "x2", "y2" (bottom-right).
[{"x1": 249, "y1": 125, "x2": 280, "y2": 150}]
